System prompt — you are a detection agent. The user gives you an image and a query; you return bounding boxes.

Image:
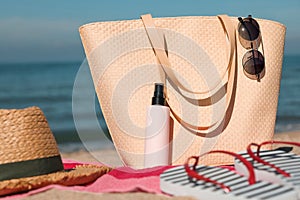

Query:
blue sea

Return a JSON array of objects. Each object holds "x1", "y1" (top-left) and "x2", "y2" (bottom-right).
[{"x1": 0, "y1": 55, "x2": 299, "y2": 152}]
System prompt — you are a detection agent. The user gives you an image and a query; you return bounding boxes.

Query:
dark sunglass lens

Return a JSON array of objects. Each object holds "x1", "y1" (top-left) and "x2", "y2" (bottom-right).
[
  {"x1": 242, "y1": 50, "x2": 265, "y2": 79},
  {"x1": 238, "y1": 17, "x2": 261, "y2": 49},
  {"x1": 238, "y1": 17, "x2": 260, "y2": 40}
]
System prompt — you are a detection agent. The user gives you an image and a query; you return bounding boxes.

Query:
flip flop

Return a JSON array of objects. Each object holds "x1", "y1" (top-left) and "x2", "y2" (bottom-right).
[
  {"x1": 160, "y1": 150, "x2": 297, "y2": 200},
  {"x1": 235, "y1": 141, "x2": 300, "y2": 196}
]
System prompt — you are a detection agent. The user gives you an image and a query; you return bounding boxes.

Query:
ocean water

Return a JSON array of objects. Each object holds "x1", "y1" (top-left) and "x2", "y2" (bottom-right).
[{"x1": 0, "y1": 55, "x2": 299, "y2": 152}]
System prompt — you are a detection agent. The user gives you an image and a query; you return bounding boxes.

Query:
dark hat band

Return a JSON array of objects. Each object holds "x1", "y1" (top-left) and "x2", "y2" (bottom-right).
[{"x1": 0, "y1": 155, "x2": 64, "y2": 181}]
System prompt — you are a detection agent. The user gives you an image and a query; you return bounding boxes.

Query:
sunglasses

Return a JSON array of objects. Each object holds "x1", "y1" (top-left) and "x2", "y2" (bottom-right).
[{"x1": 238, "y1": 15, "x2": 265, "y2": 81}]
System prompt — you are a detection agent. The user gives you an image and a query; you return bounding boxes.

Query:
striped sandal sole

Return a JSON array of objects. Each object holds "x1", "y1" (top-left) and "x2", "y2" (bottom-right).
[
  {"x1": 235, "y1": 148, "x2": 300, "y2": 193},
  {"x1": 160, "y1": 165, "x2": 297, "y2": 200}
]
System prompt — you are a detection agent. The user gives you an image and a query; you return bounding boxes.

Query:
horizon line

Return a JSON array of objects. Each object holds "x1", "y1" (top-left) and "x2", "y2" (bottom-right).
[{"x1": 0, "y1": 53, "x2": 300, "y2": 65}]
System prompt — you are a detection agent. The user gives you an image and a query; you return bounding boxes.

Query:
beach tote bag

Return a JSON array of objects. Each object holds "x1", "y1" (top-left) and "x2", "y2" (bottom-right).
[{"x1": 79, "y1": 14, "x2": 286, "y2": 168}]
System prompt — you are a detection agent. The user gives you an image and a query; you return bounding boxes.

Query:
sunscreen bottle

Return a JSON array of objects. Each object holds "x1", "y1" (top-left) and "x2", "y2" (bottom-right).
[{"x1": 144, "y1": 83, "x2": 171, "y2": 168}]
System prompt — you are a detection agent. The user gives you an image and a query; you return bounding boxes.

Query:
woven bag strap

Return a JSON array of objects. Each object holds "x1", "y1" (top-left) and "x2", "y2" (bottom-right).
[{"x1": 141, "y1": 14, "x2": 237, "y2": 135}]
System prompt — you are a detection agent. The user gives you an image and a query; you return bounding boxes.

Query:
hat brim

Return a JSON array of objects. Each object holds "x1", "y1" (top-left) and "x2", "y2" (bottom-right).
[{"x1": 0, "y1": 164, "x2": 111, "y2": 196}]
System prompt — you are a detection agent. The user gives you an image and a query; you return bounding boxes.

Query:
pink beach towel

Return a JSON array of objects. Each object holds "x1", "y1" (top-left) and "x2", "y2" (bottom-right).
[{"x1": 2, "y1": 159, "x2": 174, "y2": 199}]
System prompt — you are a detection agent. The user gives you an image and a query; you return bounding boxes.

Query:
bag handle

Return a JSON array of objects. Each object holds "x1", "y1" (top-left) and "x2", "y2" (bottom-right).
[{"x1": 141, "y1": 14, "x2": 237, "y2": 135}]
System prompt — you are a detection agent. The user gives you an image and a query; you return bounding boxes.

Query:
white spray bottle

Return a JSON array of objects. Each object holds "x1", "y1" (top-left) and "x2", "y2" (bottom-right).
[{"x1": 144, "y1": 83, "x2": 171, "y2": 168}]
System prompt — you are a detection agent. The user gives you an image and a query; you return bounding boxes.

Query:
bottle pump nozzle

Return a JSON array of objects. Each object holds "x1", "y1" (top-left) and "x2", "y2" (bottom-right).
[{"x1": 152, "y1": 83, "x2": 166, "y2": 106}]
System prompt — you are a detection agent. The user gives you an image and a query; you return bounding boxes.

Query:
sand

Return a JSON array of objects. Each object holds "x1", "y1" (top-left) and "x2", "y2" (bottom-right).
[
  {"x1": 22, "y1": 131, "x2": 299, "y2": 200},
  {"x1": 25, "y1": 189, "x2": 195, "y2": 200}
]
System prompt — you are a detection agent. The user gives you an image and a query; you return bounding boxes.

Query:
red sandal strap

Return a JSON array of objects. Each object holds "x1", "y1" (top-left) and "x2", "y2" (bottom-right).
[
  {"x1": 184, "y1": 150, "x2": 256, "y2": 193},
  {"x1": 247, "y1": 141, "x2": 300, "y2": 177}
]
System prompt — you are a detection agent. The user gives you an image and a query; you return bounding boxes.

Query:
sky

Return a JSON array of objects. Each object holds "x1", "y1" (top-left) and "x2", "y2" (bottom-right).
[{"x1": 0, "y1": 0, "x2": 299, "y2": 63}]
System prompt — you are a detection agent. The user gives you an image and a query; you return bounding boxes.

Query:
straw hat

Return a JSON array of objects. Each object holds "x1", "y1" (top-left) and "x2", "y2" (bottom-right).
[{"x1": 0, "y1": 106, "x2": 111, "y2": 196}]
